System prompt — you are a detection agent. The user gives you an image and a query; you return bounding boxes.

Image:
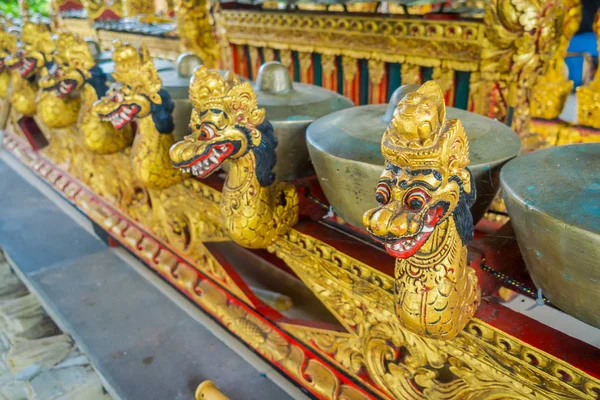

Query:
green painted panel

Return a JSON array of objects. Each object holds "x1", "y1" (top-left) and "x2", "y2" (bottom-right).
[
  {"x1": 387, "y1": 63, "x2": 401, "y2": 102},
  {"x1": 245, "y1": 45, "x2": 253, "y2": 80},
  {"x1": 336, "y1": 56, "x2": 344, "y2": 95},
  {"x1": 454, "y1": 71, "x2": 470, "y2": 110},
  {"x1": 359, "y1": 59, "x2": 369, "y2": 105},
  {"x1": 314, "y1": 53, "x2": 323, "y2": 87},
  {"x1": 292, "y1": 51, "x2": 300, "y2": 82},
  {"x1": 422, "y1": 66, "x2": 433, "y2": 82}
]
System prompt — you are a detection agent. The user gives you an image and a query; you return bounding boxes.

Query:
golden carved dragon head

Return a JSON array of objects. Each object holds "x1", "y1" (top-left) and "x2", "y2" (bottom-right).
[
  {"x1": 363, "y1": 81, "x2": 475, "y2": 258},
  {"x1": 38, "y1": 31, "x2": 95, "y2": 98},
  {"x1": 7, "y1": 21, "x2": 55, "y2": 79},
  {"x1": 0, "y1": 24, "x2": 17, "y2": 73},
  {"x1": 93, "y1": 40, "x2": 168, "y2": 130},
  {"x1": 170, "y1": 66, "x2": 276, "y2": 184}
]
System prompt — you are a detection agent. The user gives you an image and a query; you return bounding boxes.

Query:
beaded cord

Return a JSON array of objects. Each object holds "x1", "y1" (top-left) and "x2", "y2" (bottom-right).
[
  {"x1": 305, "y1": 191, "x2": 551, "y2": 306},
  {"x1": 480, "y1": 261, "x2": 552, "y2": 305}
]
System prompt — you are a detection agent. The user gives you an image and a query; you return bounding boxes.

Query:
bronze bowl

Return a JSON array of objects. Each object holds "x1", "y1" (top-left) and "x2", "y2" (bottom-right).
[
  {"x1": 159, "y1": 52, "x2": 203, "y2": 142},
  {"x1": 501, "y1": 143, "x2": 600, "y2": 328},
  {"x1": 162, "y1": 54, "x2": 255, "y2": 143},
  {"x1": 99, "y1": 52, "x2": 207, "y2": 141},
  {"x1": 254, "y1": 62, "x2": 354, "y2": 180},
  {"x1": 98, "y1": 58, "x2": 175, "y2": 81},
  {"x1": 306, "y1": 85, "x2": 521, "y2": 227}
]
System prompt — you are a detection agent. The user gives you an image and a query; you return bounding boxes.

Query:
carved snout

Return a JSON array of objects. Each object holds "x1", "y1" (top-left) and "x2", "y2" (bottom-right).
[
  {"x1": 363, "y1": 205, "x2": 420, "y2": 239},
  {"x1": 168, "y1": 139, "x2": 196, "y2": 166}
]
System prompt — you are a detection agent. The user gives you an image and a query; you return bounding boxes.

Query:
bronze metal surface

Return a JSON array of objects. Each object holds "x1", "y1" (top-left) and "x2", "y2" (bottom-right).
[
  {"x1": 98, "y1": 58, "x2": 175, "y2": 80},
  {"x1": 254, "y1": 62, "x2": 354, "y2": 181},
  {"x1": 501, "y1": 143, "x2": 600, "y2": 328},
  {"x1": 307, "y1": 87, "x2": 521, "y2": 227},
  {"x1": 160, "y1": 53, "x2": 203, "y2": 142}
]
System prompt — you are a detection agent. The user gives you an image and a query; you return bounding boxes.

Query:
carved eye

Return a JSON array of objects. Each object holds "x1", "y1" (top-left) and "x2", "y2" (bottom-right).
[
  {"x1": 405, "y1": 189, "x2": 429, "y2": 211},
  {"x1": 198, "y1": 124, "x2": 215, "y2": 140},
  {"x1": 113, "y1": 92, "x2": 124, "y2": 103},
  {"x1": 375, "y1": 182, "x2": 391, "y2": 204}
]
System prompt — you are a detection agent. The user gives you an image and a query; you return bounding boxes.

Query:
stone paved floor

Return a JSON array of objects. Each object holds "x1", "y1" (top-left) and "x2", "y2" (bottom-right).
[{"x1": 0, "y1": 158, "x2": 294, "y2": 400}]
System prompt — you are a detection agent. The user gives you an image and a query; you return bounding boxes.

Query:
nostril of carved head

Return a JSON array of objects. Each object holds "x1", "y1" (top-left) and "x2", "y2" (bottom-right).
[
  {"x1": 369, "y1": 208, "x2": 394, "y2": 237},
  {"x1": 389, "y1": 214, "x2": 408, "y2": 237}
]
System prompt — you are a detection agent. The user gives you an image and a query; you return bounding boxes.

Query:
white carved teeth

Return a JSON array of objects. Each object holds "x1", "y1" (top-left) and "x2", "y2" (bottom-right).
[
  {"x1": 422, "y1": 225, "x2": 434, "y2": 233},
  {"x1": 110, "y1": 114, "x2": 123, "y2": 126},
  {"x1": 20, "y1": 59, "x2": 33, "y2": 73},
  {"x1": 210, "y1": 155, "x2": 218, "y2": 163},
  {"x1": 119, "y1": 111, "x2": 128, "y2": 119}
]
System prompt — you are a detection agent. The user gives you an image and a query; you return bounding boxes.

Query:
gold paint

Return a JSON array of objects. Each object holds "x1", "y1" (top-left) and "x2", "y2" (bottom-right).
[
  {"x1": 576, "y1": 10, "x2": 600, "y2": 129},
  {"x1": 298, "y1": 52, "x2": 312, "y2": 83},
  {"x1": 192, "y1": 279, "x2": 358, "y2": 399},
  {"x1": 321, "y1": 54, "x2": 337, "y2": 92},
  {"x1": 531, "y1": 0, "x2": 581, "y2": 120},
  {"x1": 96, "y1": 30, "x2": 181, "y2": 61},
  {"x1": 530, "y1": 119, "x2": 600, "y2": 147},
  {"x1": 175, "y1": 0, "x2": 220, "y2": 69},
  {"x1": 296, "y1": 3, "x2": 328, "y2": 11},
  {"x1": 341, "y1": 56, "x2": 357, "y2": 82},
  {"x1": 0, "y1": 23, "x2": 16, "y2": 99},
  {"x1": 271, "y1": 226, "x2": 600, "y2": 400},
  {"x1": 83, "y1": 0, "x2": 154, "y2": 20},
  {"x1": 368, "y1": 59, "x2": 385, "y2": 104},
  {"x1": 36, "y1": 90, "x2": 80, "y2": 129},
  {"x1": 40, "y1": 36, "x2": 136, "y2": 200},
  {"x1": 195, "y1": 381, "x2": 229, "y2": 400},
  {"x1": 482, "y1": 0, "x2": 564, "y2": 133},
  {"x1": 9, "y1": 76, "x2": 38, "y2": 117},
  {"x1": 5, "y1": 123, "x2": 600, "y2": 400},
  {"x1": 363, "y1": 82, "x2": 479, "y2": 340},
  {"x1": 0, "y1": 21, "x2": 17, "y2": 128},
  {"x1": 556, "y1": 125, "x2": 600, "y2": 145},
  {"x1": 220, "y1": 10, "x2": 484, "y2": 68},
  {"x1": 401, "y1": 64, "x2": 421, "y2": 85},
  {"x1": 219, "y1": 4, "x2": 564, "y2": 134},
  {"x1": 7, "y1": 21, "x2": 55, "y2": 118},
  {"x1": 81, "y1": 40, "x2": 135, "y2": 155},
  {"x1": 321, "y1": 54, "x2": 336, "y2": 75},
  {"x1": 90, "y1": 42, "x2": 228, "y2": 247},
  {"x1": 248, "y1": 46, "x2": 260, "y2": 78},
  {"x1": 279, "y1": 49, "x2": 292, "y2": 69},
  {"x1": 367, "y1": 59, "x2": 385, "y2": 87},
  {"x1": 73, "y1": 44, "x2": 234, "y2": 297},
  {"x1": 34, "y1": 32, "x2": 94, "y2": 164},
  {"x1": 432, "y1": 67, "x2": 454, "y2": 102},
  {"x1": 170, "y1": 66, "x2": 299, "y2": 249},
  {"x1": 262, "y1": 48, "x2": 276, "y2": 63}
]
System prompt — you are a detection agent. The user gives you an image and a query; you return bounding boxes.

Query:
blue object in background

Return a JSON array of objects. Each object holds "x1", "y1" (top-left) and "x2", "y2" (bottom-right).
[
  {"x1": 566, "y1": 32, "x2": 598, "y2": 88},
  {"x1": 568, "y1": 32, "x2": 598, "y2": 56}
]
